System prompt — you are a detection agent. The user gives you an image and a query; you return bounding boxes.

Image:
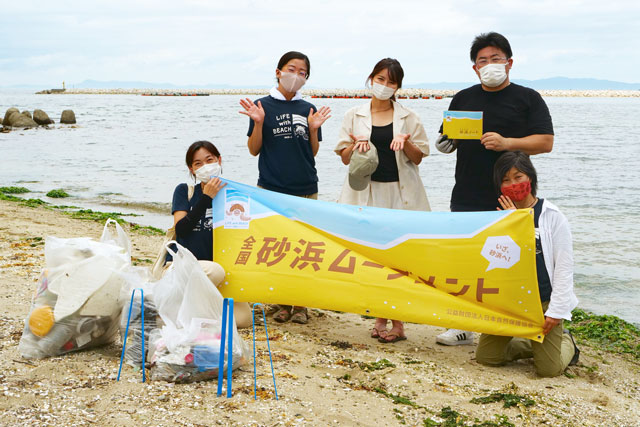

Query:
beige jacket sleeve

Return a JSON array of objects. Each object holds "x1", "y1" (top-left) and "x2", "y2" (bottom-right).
[
  {"x1": 406, "y1": 110, "x2": 429, "y2": 158},
  {"x1": 334, "y1": 107, "x2": 357, "y2": 155}
]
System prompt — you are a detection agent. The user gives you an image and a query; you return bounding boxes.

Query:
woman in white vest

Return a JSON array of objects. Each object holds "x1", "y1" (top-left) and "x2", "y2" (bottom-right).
[{"x1": 334, "y1": 58, "x2": 431, "y2": 343}]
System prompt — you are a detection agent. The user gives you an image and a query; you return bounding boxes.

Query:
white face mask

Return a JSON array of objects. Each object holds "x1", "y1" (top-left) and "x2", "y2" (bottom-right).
[
  {"x1": 279, "y1": 72, "x2": 306, "y2": 93},
  {"x1": 478, "y1": 63, "x2": 508, "y2": 87},
  {"x1": 194, "y1": 162, "x2": 221, "y2": 183},
  {"x1": 371, "y1": 82, "x2": 396, "y2": 100}
]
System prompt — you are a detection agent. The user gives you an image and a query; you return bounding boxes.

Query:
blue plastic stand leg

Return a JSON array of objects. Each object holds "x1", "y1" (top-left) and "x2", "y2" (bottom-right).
[
  {"x1": 252, "y1": 303, "x2": 278, "y2": 400},
  {"x1": 226, "y1": 298, "x2": 234, "y2": 398},
  {"x1": 140, "y1": 289, "x2": 145, "y2": 383},
  {"x1": 217, "y1": 298, "x2": 234, "y2": 397},
  {"x1": 117, "y1": 288, "x2": 145, "y2": 382},
  {"x1": 217, "y1": 298, "x2": 228, "y2": 396}
]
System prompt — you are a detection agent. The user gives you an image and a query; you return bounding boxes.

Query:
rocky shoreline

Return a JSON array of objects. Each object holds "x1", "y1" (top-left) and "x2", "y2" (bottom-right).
[{"x1": 35, "y1": 88, "x2": 640, "y2": 97}]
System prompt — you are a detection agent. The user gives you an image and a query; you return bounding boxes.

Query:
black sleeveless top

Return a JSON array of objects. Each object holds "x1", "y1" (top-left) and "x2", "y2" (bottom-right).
[{"x1": 370, "y1": 123, "x2": 399, "y2": 182}]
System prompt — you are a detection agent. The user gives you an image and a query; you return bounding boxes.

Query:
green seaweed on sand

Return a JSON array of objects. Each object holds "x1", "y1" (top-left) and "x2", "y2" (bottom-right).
[
  {"x1": 67, "y1": 209, "x2": 162, "y2": 236},
  {"x1": 0, "y1": 187, "x2": 48, "y2": 207},
  {"x1": 21, "y1": 198, "x2": 48, "y2": 207},
  {"x1": 0, "y1": 193, "x2": 21, "y2": 202},
  {"x1": 424, "y1": 407, "x2": 515, "y2": 427},
  {"x1": 0, "y1": 186, "x2": 30, "y2": 194},
  {"x1": 470, "y1": 392, "x2": 535, "y2": 408},
  {"x1": 129, "y1": 223, "x2": 164, "y2": 236},
  {"x1": 373, "y1": 387, "x2": 422, "y2": 409},
  {"x1": 567, "y1": 308, "x2": 640, "y2": 359},
  {"x1": 46, "y1": 189, "x2": 70, "y2": 198},
  {"x1": 68, "y1": 209, "x2": 129, "y2": 223},
  {"x1": 0, "y1": 193, "x2": 163, "y2": 237},
  {"x1": 337, "y1": 358, "x2": 396, "y2": 371}
]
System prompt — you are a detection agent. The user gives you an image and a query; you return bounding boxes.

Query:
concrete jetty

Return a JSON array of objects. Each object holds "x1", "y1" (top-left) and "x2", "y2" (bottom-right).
[{"x1": 35, "y1": 88, "x2": 640, "y2": 98}]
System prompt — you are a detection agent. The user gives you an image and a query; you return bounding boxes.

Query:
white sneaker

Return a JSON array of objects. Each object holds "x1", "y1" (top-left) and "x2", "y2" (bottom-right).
[{"x1": 436, "y1": 329, "x2": 474, "y2": 346}]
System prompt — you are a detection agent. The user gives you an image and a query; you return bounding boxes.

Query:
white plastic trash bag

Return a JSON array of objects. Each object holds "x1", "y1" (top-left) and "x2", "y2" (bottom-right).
[
  {"x1": 148, "y1": 241, "x2": 249, "y2": 383},
  {"x1": 19, "y1": 219, "x2": 134, "y2": 359}
]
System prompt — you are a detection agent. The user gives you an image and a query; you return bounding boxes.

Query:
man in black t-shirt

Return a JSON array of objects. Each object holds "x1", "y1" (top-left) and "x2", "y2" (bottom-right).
[{"x1": 435, "y1": 32, "x2": 554, "y2": 345}]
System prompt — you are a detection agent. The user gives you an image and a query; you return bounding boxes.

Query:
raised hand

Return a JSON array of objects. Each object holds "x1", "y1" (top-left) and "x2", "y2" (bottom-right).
[
  {"x1": 349, "y1": 133, "x2": 370, "y2": 153},
  {"x1": 308, "y1": 106, "x2": 332, "y2": 130},
  {"x1": 497, "y1": 194, "x2": 516, "y2": 210},
  {"x1": 390, "y1": 133, "x2": 411, "y2": 151},
  {"x1": 239, "y1": 98, "x2": 265, "y2": 124}
]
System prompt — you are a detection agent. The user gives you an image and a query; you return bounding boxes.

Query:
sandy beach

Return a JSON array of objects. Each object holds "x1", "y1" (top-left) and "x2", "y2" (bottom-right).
[{"x1": 1, "y1": 199, "x2": 639, "y2": 426}]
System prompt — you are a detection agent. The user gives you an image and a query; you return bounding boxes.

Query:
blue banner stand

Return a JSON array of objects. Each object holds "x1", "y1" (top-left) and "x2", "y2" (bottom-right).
[
  {"x1": 117, "y1": 288, "x2": 146, "y2": 382},
  {"x1": 251, "y1": 303, "x2": 278, "y2": 400},
  {"x1": 217, "y1": 298, "x2": 234, "y2": 398}
]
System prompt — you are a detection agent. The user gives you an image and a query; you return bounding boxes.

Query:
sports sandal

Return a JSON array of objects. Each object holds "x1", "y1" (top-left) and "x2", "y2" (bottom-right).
[
  {"x1": 565, "y1": 329, "x2": 580, "y2": 366},
  {"x1": 371, "y1": 327, "x2": 387, "y2": 340},
  {"x1": 378, "y1": 333, "x2": 407, "y2": 343},
  {"x1": 273, "y1": 307, "x2": 292, "y2": 323},
  {"x1": 265, "y1": 304, "x2": 281, "y2": 316},
  {"x1": 291, "y1": 307, "x2": 309, "y2": 324},
  {"x1": 371, "y1": 327, "x2": 387, "y2": 339}
]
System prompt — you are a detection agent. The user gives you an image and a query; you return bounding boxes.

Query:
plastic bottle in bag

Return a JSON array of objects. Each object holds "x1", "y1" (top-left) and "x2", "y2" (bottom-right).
[{"x1": 38, "y1": 321, "x2": 75, "y2": 354}]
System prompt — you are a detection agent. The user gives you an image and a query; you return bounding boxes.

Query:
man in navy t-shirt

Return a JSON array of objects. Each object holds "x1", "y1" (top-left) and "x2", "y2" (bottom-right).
[{"x1": 434, "y1": 32, "x2": 554, "y2": 346}]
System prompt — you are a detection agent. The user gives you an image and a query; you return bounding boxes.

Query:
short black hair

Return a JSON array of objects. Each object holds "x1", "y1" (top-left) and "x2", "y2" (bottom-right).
[
  {"x1": 470, "y1": 32, "x2": 513, "y2": 62},
  {"x1": 277, "y1": 51, "x2": 311, "y2": 79},
  {"x1": 186, "y1": 140, "x2": 220, "y2": 168},
  {"x1": 493, "y1": 151, "x2": 538, "y2": 196}
]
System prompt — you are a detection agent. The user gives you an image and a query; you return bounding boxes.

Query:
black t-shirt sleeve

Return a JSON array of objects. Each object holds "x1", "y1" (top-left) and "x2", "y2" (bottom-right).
[
  {"x1": 171, "y1": 183, "x2": 189, "y2": 214},
  {"x1": 311, "y1": 105, "x2": 323, "y2": 142},
  {"x1": 301, "y1": 103, "x2": 323, "y2": 141},
  {"x1": 175, "y1": 194, "x2": 212, "y2": 237},
  {"x1": 526, "y1": 90, "x2": 554, "y2": 135},
  {"x1": 247, "y1": 117, "x2": 255, "y2": 137}
]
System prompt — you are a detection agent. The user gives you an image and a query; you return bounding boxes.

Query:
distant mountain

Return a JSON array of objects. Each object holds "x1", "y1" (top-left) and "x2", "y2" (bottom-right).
[
  {"x1": 514, "y1": 77, "x2": 640, "y2": 90},
  {"x1": 406, "y1": 77, "x2": 640, "y2": 90}
]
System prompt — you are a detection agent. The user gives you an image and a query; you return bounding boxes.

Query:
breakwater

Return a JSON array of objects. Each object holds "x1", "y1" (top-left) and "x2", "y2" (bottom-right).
[{"x1": 35, "y1": 88, "x2": 640, "y2": 97}]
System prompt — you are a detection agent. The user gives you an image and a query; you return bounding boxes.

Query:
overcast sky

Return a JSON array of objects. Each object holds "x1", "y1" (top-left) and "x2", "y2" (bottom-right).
[{"x1": 1, "y1": 0, "x2": 639, "y2": 87}]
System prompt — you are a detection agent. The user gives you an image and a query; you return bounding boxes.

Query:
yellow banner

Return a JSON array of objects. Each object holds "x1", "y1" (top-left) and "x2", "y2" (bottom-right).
[{"x1": 213, "y1": 181, "x2": 545, "y2": 342}]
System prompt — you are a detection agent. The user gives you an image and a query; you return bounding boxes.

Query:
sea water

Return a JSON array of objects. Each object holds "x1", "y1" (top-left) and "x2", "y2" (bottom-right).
[{"x1": 1, "y1": 91, "x2": 639, "y2": 325}]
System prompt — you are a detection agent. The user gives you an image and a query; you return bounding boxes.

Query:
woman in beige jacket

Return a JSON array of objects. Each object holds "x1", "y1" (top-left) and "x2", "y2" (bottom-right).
[{"x1": 334, "y1": 58, "x2": 431, "y2": 343}]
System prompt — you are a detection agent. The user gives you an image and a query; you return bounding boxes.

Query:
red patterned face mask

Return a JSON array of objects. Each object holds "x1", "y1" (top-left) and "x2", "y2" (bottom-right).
[{"x1": 501, "y1": 181, "x2": 531, "y2": 202}]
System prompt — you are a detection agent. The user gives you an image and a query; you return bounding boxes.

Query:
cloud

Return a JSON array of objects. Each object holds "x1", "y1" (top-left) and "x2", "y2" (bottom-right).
[{"x1": 1, "y1": 0, "x2": 638, "y2": 86}]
